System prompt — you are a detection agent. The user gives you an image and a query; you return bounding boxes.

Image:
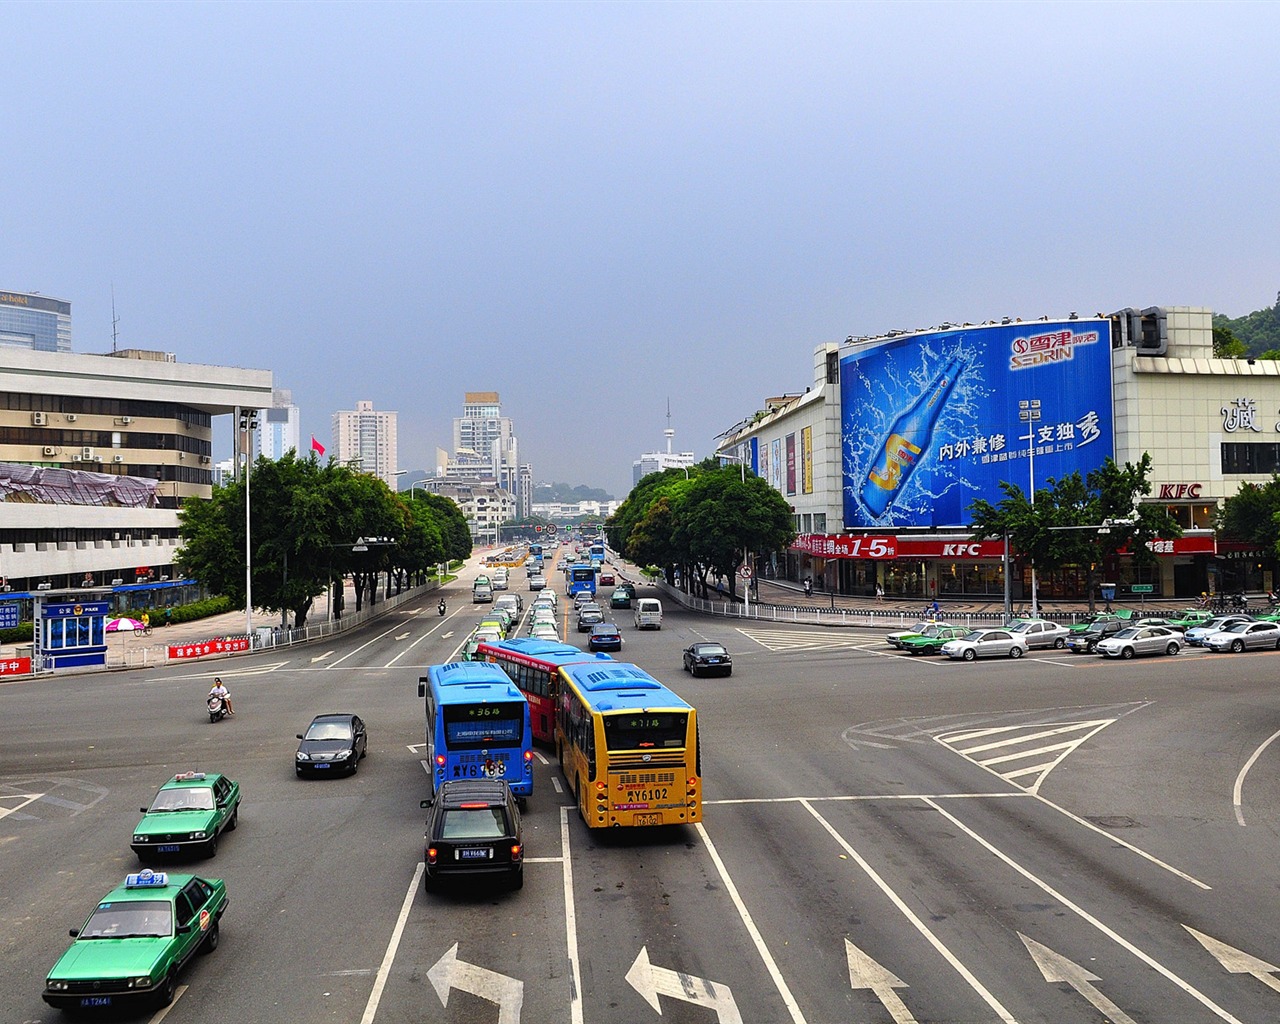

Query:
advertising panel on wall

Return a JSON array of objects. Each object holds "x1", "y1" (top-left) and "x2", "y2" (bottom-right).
[
  {"x1": 771, "y1": 438, "x2": 783, "y2": 491},
  {"x1": 785, "y1": 433, "x2": 796, "y2": 495},
  {"x1": 840, "y1": 319, "x2": 1114, "y2": 528},
  {"x1": 801, "y1": 426, "x2": 813, "y2": 494}
]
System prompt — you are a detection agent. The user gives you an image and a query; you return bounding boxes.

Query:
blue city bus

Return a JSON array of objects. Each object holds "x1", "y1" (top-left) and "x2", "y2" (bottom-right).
[
  {"x1": 589, "y1": 542, "x2": 606, "y2": 567},
  {"x1": 529, "y1": 543, "x2": 543, "y2": 559},
  {"x1": 417, "y1": 662, "x2": 533, "y2": 802},
  {"x1": 567, "y1": 564, "x2": 596, "y2": 598}
]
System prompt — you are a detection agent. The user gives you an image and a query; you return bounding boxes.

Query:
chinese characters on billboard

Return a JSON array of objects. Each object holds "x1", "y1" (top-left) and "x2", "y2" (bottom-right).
[{"x1": 840, "y1": 320, "x2": 1114, "y2": 528}]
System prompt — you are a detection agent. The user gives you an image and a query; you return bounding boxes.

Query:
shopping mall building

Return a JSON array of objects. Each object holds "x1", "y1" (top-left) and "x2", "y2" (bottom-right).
[{"x1": 717, "y1": 306, "x2": 1279, "y2": 602}]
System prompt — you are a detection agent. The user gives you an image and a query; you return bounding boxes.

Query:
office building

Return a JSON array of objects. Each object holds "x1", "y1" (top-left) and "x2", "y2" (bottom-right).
[
  {"x1": 632, "y1": 427, "x2": 695, "y2": 485},
  {"x1": 332, "y1": 400, "x2": 398, "y2": 488},
  {"x1": 453, "y1": 392, "x2": 519, "y2": 494},
  {"x1": 257, "y1": 388, "x2": 301, "y2": 461},
  {"x1": 1, "y1": 290, "x2": 72, "y2": 353}
]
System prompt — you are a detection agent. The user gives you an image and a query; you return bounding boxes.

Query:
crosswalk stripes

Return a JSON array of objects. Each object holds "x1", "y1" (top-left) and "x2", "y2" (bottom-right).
[
  {"x1": 734, "y1": 625, "x2": 885, "y2": 653},
  {"x1": 935, "y1": 720, "x2": 1116, "y2": 794}
]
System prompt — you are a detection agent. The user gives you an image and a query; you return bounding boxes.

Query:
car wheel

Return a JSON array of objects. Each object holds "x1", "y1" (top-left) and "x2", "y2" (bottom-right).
[
  {"x1": 200, "y1": 919, "x2": 220, "y2": 954},
  {"x1": 963, "y1": 648, "x2": 977, "y2": 662},
  {"x1": 1053, "y1": 637, "x2": 1065, "y2": 649},
  {"x1": 1087, "y1": 641, "x2": 1097, "y2": 653},
  {"x1": 690, "y1": 665, "x2": 699, "y2": 677},
  {"x1": 1121, "y1": 646, "x2": 1135, "y2": 659},
  {"x1": 510, "y1": 868, "x2": 524, "y2": 891},
  {"x1": 350, "y1": 756, "x2": 358, "y2": 774},
  {"x1": 724, "y1": 668, "x2": 732, "y2": 677},
  {"x1": 205, "y1": 833, "x2": 218, "y2": 858},
  {"x1": 1231, "y1": 639, "x2": 1245, "y2": 653},
  {"x1": 1166, "y1": 642, "x2": 1180, "y2": 656},
  {"x1": 154, "y1": 970, "x2": 177, "y2": 1008},
  {"x1": 226, "y1": 806, "x2": 238, "y2": 831},
  {"x1": 1009, "y1": 645, "x2": 1024, "y2": 659},
  {"x1": 423, "y1": 870, "x2": 437, "y2": 894}
]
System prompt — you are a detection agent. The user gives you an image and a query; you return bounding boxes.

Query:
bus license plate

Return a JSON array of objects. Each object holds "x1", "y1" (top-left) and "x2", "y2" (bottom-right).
[
  {"x1": 634, "y1": 813, "x2": 662, "y2": 826},
  {"x1": 158, "y1": 845, "x2": 181, "y2": 853}
]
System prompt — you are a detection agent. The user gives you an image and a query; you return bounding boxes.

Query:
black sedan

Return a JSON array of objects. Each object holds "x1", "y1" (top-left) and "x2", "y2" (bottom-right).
[
  {"x1": 683, "y1": 642, "x2": 732, "y2": 677},
  {"x1": 295, "y1": 713, "x2": 368, "y2": 776},
  {"x1": 587, "y1": 621, "x2": 623, "y2": 651}
]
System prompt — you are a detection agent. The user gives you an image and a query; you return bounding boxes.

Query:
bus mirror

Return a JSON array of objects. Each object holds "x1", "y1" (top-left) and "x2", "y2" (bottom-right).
[{"x1": 420, "y1": 798, "x2": 432, "y2": 809}]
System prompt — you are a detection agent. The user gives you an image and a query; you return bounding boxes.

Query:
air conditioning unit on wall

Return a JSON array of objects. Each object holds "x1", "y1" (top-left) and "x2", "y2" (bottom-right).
[
  {"x1": 81, "y1": 446, "x2": 95, "y2": 460},
  {"x1": 42, "y1": 446, "x2": 58, "y2": 456},
  {"x1": 119, "y1": 416, "x2": 133, "y2": 424},
  {"x1": 66, "y1": 413, "x2": 77, "y2": 421},
  {"x1": 32, "y1": 412, "x2": 48, "y2": 425},
  {"x1": 112, "y1": 454, "x2": 123, "y2": 462}
]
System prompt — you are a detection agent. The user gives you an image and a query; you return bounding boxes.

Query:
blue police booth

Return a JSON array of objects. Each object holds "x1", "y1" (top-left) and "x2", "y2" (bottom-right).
[{"x1": 36, "y1": 598, "x2": 110, "y2": 669}]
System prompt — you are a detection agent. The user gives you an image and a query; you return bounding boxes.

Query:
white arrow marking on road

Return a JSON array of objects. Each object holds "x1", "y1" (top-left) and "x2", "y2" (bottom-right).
[
  {"x1": 311, "y1": 650, "x2": 334, "y2": 663},
  {"x1": 443, "y1": 630, "x2": 455, "y2": 639},
  {"x1": 1020, "y1": 934, "x2": 1138, "y2": 1024},
  {"x1": 396, "y1": 631, "x2": 411, "y2": 640},
  {"x1": 846, "y1": 940, "x2": 916, "y2": 1023},
  {"x1": 427, "y1": 942, "x2": 523, "y2": 1024},
  {"x1": 1185, "y1": 926, "x2": 1280, "y2": 993},
  {"x1": 625, "y1": 946, "x2": 742, "y2": 1022}
]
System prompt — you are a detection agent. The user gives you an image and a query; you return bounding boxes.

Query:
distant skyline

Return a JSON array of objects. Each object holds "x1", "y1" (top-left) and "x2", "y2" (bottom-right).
[{"x1": 4, "y1": 1, "x2": 1277, "y2": 496}]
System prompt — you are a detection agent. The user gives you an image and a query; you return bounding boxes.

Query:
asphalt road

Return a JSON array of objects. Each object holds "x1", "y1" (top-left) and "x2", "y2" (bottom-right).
[{"x1": 5, "y1": 552, "x2": 1280, "y2": 1023}]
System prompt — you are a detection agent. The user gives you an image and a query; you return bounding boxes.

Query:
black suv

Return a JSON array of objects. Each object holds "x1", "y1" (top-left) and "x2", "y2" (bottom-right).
[
  {"x1": 1065, "y1": 617, "x2": 1129, "y2": 654},
  {"x1": 422, "y1": 780, "x2": 523, "y2": 892}
]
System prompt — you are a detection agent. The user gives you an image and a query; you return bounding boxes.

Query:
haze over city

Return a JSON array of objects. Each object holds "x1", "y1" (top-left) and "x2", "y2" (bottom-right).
[{"x1": 4, "y1": 1, "x2": 1277, "y2": 496}]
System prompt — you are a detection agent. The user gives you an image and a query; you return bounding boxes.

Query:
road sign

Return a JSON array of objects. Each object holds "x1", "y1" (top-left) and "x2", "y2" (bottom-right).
[
  {"x1": 739, "y1": 566, "x2": 753, "y2": 579},
  {"x1": 1130, "y1": 584, "x2": 1154, "y2": 594},
  {"x1": 0, "y1": 604, "x2": 18, "y2": 629}
]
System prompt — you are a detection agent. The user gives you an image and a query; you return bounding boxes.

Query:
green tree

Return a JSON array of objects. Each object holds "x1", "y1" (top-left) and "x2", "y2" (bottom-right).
[
  {"x1": 1217, "y1": 476, "x2": 1280, "y2": 556},
  {"x1": 1213, "y1": 325, "x2": 1248, "y2": 358},
  {"x1": 1214, "y1": 291, "x2": 1280, "y2": 356}
]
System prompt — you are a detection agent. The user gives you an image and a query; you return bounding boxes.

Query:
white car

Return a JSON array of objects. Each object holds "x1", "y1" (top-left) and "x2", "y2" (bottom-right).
[
  {"x1": 885, "y1": 622, "x2": 934, "y2": 649},
  {"x1": 529, "y1": 574, "x2": 546, "y2": 591},
  {"x1": 1096, "y1": 625, "x2": 1184, "y2": 659},
  {"x1": 1007, "y1": 619, "x2": 1070, "y2": 650},
  {"x1": 529, "y1": 624, "x2": 560, "y2": 643},
  {"x1": 940, "y1": 628, "x2": 1029, "y2": 661},
  {"x1": 1203, "y1": 620, "x2": 1280, "y2": 652}
]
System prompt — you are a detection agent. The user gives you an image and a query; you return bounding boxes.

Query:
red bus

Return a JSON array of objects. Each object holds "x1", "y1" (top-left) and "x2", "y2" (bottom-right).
[{"x1": 476, "y1": 638, "x2": 613, "y2": 744}]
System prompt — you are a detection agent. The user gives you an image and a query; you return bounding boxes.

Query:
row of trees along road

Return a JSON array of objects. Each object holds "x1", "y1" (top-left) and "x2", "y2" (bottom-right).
[
  {"x1": 967, "y1": 454, "x2": 1182, "y2": 612},
  {"x1": 177, "y1": 452, "x2": 471, "y2": 627},
  {"x1": 605, "y1": 458, "x2": 795, "y2": 600}
]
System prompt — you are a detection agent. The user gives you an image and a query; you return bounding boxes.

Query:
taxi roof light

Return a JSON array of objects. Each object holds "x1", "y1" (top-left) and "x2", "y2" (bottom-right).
[
  {"x1": 173, "y1": 771, "x2": 206, "y2": 781},
  {"x1": 125, "y1": 869, "x2": 169, "y2": 888}
]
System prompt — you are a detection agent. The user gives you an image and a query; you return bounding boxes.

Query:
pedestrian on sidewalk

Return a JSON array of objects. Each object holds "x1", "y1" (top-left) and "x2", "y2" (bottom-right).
[{"x1": 875, "y1": 584, "x2": 884, "y2": 601}]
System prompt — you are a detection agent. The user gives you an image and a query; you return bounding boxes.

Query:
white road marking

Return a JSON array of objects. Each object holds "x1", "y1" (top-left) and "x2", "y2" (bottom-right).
[
  {"x1": 533, "y1": 750, "x2": 550, "y2": 765},
  {"x1": 1185, "y1": 925, "x2": 1280, "y2": 993},
  {"x1": 626, "y1": 946, "x2": 742, "y2": 1022},
  {"x1": 801, "y1": 800, "x2": 1019, "y2": 1023},
  {"x1": 385, "y1": 617, "x2": 454, "y2": 668},
  {"x1": 695, "y1": 822, "x2": 807, "y2": 1024},
  {"x1": 327, "y1": 610, "x2": 424, "y2": 669},
  {"x1": 150, "y1": 984, "x2": 189, "y2": 1022},
  {"x1": 311, "y1": 650, "x2": 334, "y2": 663},
  {"x1": 846, "y1": 940, "x2": 917, "y2": 1024},
  {"x1": 937, "y1": 720, "x2": 1114, "y2": 795},
  {"x1": 734, "y1": 626, "x2": 883, "y2": 652},
  {"x1": 358, "y1": 861, "x2": 424, "y2": 1024},
  {"x1": 427, "y1": 943, "x2": 523, "y2": 1024},
  {"x1": 561, "y1": 806, "x2": 584, "y2": 1024},
  {"x1": 1232, "y1": 725, "x2": 1280, "y2": 826},
  {"x1": 1020, "y1": 934, "x2": 1138, "y2": 1024},
  {"x1": 926, "y1": 798, "x2": 1244, "y2": 1024},
  {"x1": 395, "y1": 632, "x2": 411, "y2": 640},
  {"x1": 0, "y1": 793, "x2": 45, "y2": 821}
]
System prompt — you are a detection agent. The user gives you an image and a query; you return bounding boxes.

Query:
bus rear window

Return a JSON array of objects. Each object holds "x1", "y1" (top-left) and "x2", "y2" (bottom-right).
[
  {"x1": 603, "y1": 713, "x2": 687, "y2": 750},
  {"x1": 443, "y1": 703, "x2": 524, "y2": 747}
]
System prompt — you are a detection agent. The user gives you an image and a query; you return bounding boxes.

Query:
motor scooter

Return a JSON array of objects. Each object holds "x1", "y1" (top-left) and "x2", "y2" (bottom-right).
[
  {"x1": 438, "y1": 599, "x2": 447, "y2": 616},
  {"x1": 207, "y1": 694, "x2": 229, "y2": 723}
]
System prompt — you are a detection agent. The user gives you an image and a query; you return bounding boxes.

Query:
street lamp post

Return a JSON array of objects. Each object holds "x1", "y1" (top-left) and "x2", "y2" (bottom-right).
[
  {"x1": 1019, "y1": 399, "x2": 1041, "y2": 619},
  {"x1": 239, "y1": 409, "x2": 258, "y2": 639}
]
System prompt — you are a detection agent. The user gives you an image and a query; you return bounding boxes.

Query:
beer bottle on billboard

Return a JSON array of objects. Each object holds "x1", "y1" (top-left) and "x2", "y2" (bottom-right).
[{"x1": 860, "y1": 356, "x2": 966, "y2": 518}]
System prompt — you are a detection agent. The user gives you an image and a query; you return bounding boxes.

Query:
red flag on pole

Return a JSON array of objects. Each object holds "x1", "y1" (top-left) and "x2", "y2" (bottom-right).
[{"x1": 310, "y1": 435, "x2": 326, "y2": 457}]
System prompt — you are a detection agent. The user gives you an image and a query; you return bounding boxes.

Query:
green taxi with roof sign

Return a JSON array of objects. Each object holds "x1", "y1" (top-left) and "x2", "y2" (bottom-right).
[
  {"x1": 130, "y1": 772, "x2": 240, "y2": 860},
  {"x1": 1165, "y1": 608, "x2": 1216, "y2": 631},
  {"x1": 43, "y1": 868, "x2": 228, "y2": 1011},
  {"x1": 896, "y1": 624, "x2": 971, "y2": 654}
]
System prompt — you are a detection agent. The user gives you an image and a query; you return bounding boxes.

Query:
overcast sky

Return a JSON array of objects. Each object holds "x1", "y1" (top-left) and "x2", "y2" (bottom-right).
[{"x1": 5, "y1": 1, "x2": 1277, "y2": 496}]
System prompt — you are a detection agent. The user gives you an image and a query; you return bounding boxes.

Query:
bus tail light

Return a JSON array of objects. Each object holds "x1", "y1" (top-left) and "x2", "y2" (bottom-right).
[
  {"x1": 435, "y1": 754, "x2": 446, "y2": 767},
  {"x1": 523, "y1": 750, "x2": 533, "y2": 762}
]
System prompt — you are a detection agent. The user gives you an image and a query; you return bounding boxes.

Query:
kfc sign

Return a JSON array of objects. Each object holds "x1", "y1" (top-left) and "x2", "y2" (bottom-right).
[{"x1": 1157, "y1": 483, "x2": 1203, "y2": 499}]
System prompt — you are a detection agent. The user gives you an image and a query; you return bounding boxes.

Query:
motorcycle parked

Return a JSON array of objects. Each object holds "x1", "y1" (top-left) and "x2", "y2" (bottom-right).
[{"x1": 207, "y1": 694, "x2": 229, "y2": 723}]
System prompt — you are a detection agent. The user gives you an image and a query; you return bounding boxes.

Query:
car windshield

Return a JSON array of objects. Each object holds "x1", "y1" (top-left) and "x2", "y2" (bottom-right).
[
  {"x1": 441, "y1": 807, "x2": 508, "y2": 840},
  {"x1": 1112, "y1": 628, "x2": 1141, "y2": 639},
  {"x1": 961, "y1": 630, "x2": 986, "y2": 642},
  {"x1": 149, "y1": 787, "x2": 215, "y2": 812},
  {"x1": 305, "y1": 721, "x2": 352, "y2": 741},
  {"x1": 1224, "y1": 623, "x2": 1253, "y2": 633},
  {"x1": 81, "y1": 901, "x2": 172, "y2": 939}
]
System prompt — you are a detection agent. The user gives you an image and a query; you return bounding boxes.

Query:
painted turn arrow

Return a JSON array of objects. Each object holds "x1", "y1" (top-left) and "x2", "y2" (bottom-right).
[
  {"x1": 1185, "y1": 925, "x2": 1280, "y2": 993},
  {"x1": 625, "y1": 946, "x2": 742, "y2": 1022},
  {"x1": 846, "y1": 939, "x2": 917, "y2": 1024},
  {"x1": 1020, "y1": 933, "x2": 1138, "y2": 1024},
  {"x1": 427, "y1": 942, "x2": 524, "y2": 1024}
]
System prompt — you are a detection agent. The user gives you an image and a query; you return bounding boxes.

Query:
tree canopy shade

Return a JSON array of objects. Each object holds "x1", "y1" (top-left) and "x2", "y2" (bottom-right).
[
  {"x1": 1217, "y1": 475, "x2": 1280, "y2": 556},
  {"x1": 177, "y1": 453, "x2": 471, "y2": 627},
  {"x1": 1213, "y1": 291, "x2": 1280, "y2": 357},
  {"x1": 606, "y1": 459, "x2": 794, "y2": 599},
  {"x1": 967, "y1": 454, "x2": 1181, "y2": 611}
]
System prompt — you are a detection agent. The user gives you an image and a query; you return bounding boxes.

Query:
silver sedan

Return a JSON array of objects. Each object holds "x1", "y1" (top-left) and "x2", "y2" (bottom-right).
[
  {"x1": 1096, "y1": 625, "x2": 1183, "y2": 659},
  {"x1": 1007, "y1": 618, "x2": 1070, "y2": 649},
  {"x1": 1204, "y1": 620, "x2": 1280, "y2": 653},
  {"x1": 940, "y1": 628, "x2": 1029, "y2": 661}
]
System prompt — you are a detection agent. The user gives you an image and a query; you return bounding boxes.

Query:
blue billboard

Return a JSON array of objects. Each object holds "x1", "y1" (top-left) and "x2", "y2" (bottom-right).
[{"x1": 840, "y1": 319, "x2": 1114, "y2": 528}]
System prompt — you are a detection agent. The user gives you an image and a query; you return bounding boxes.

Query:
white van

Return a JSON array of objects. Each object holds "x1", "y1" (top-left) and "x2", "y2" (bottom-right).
[{"x1": 633, "y1": 598, "x2": 663, "y2": 630}]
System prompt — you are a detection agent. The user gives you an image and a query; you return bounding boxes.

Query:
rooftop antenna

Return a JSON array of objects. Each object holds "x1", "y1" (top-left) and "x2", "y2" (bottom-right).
[
  {"x1": 664, "y1": 398, "x2": 674, "y2": 454},
  {"x1": 111, "y1": 284, "x2": 119, "y2": 353}
]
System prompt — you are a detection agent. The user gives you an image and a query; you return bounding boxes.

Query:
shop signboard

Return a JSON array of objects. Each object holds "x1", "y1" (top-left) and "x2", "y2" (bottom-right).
[
  {"x1": 840, "y1": 320, "x2": 1114, "y2": 528},
  {"x1": 0, "y1": 604, "x2": 19, "y2": 629}
]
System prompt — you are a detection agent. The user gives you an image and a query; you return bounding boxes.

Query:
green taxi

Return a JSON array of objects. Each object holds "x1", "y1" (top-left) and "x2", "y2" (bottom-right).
[
  {"x1": 131, "y1": 771, "x2": 240, "y2": 860},
  {"x1": 43, "y1": 868, "x2": 228, "y2": 1011},
  {"x1": 1165, "y1": 608, "x2": 1216, "y2": 630},
  {"x1": 897, "y1": 624, "x2": 971, "y2": 654},
  {"x1": 1066, "y1": 610, "x2": 1131, "y2": 633}
]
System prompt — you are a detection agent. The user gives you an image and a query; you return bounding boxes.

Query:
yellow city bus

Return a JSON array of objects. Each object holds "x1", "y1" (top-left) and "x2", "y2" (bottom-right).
[{"x1": 555, "y1": 661, "x2": 701, "y2": 828}]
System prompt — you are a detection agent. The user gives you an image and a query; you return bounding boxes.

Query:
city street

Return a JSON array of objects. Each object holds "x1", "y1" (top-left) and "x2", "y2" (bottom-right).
[{"x1": 4, "y1": 560, "x2": 1280, "y2": 1023}]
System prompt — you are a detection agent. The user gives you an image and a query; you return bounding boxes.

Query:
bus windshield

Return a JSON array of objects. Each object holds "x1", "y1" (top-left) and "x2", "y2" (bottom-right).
[
  {"x1": 442, "y1": 703, "x2": 525, "y2": 747},
  {"x1": 603, "y1": 712, "x2": 688, "y2": 750}
]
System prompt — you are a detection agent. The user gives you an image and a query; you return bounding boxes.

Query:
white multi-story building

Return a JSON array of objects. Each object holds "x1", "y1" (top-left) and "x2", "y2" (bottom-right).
[
  {"x1": 453, "y1": 392, "x2": 519, "y2": 494},
  {"x1": 419, "y1": 479, "x2": 515, "y2": 546},
  {"x1": 332, "y1": 400, "x2": 398, "y2": 488},
  {"x1": 257, "y1": 388, "x2": 301, "y2": 461},
  {"x1": 632, "y1": 427, "x2": 695, "y2": 486}
]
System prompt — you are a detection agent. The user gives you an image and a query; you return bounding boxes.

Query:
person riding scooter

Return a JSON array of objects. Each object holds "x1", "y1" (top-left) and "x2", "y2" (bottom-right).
[
  {"x1": 208, "y1": 677, "x2": 234, "y2": 715},
  {"x1": 438, "y1": 598, "x2": 447, "y2": 616}
]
